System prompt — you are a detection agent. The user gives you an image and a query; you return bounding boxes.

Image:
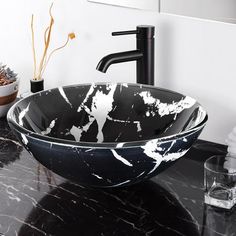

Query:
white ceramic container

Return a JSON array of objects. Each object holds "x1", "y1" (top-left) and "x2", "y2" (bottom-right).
[{"x1": 0, "y1": 79, "x2": 19, "y2": 117}]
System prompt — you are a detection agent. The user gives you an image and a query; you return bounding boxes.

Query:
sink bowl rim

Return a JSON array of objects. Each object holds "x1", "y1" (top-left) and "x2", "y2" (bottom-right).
[{"x1": 7, "y1": 82, "x2": 208, "y2": 149}]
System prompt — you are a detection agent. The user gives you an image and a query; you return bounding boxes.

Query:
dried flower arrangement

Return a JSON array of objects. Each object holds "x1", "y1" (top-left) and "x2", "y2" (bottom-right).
[
  {"x1": 0, "y1": 64, "x2": 17, "y2": 86},
  {"x1": 31, "y1": 3, "x2": 75, "y2": 81}
]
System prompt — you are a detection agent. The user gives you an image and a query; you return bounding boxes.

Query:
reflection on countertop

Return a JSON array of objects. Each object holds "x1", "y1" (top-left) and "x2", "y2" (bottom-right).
[{"x1": 0, "y1": 117, "x2": 232, "y2": 236}]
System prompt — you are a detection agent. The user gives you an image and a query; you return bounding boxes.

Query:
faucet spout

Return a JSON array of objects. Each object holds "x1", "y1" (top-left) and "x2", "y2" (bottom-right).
[{"x1": 96, "y1": 50, "x2": 143, "y2": 73}]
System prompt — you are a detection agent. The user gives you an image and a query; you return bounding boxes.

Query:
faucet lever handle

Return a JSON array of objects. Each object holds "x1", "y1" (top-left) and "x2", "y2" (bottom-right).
[{"x1": 112, "y1": 30, "x2": 138, "y2": 36}]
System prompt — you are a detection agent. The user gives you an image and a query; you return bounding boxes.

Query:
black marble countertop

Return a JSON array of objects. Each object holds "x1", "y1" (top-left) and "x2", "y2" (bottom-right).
[{"x1": 0, "y1": 117, "x2": 234, "y2": 236}]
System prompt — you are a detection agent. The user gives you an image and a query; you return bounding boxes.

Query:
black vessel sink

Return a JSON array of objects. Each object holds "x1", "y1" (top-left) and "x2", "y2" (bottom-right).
[{"x1": 7, "y1": 83, "x2": 207, "y2": 187}]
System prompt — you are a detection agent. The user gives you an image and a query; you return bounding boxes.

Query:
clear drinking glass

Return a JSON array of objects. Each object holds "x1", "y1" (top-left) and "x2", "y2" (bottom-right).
[{"x1": 204, "y1": 155, "x2": 236, "y2": 210}]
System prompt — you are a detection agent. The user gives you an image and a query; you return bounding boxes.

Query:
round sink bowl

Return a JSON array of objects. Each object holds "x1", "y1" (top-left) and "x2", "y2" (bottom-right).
[{"x1": 7, "y1": 83, "x2": 207, "y2": 187}]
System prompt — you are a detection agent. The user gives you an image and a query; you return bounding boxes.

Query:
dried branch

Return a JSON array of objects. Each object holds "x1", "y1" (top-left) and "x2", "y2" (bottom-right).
[
  {"x1": 31, "y1": 15, "x2": 37, "y2": 80},
  {"x1": 37, "y1": 3, "x2": 54, "y2": 80},
  {"x1": 41, "y1": 33, "x2": 75, "y2": 76},
  {"x1": 31, "y1": 3, "x2": 76, "y2": 81}
]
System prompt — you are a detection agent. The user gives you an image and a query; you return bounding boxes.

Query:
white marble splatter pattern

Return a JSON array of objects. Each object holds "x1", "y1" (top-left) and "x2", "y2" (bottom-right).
[
  {"x1": 53, "y1": 83, "x2": 202, "y2": 143},
  {"x1": 41, "y1": 119, "x2": 57, "y2": 135},
  {"x1": 137, "y1": 91, "x2": 196, "y2": 117},
  {"x1": 70, "y1": 84, "x2": 117, "y2": 142}
]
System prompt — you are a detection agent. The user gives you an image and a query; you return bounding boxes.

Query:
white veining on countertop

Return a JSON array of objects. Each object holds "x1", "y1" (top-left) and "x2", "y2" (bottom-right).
[{"x1": 0, "y1": 137, "x2": 21, "y2": 146}]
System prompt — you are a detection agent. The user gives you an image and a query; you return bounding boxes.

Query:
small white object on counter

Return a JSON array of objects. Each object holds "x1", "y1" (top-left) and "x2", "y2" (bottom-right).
[
  {"x1": 226, "y1": 127, "x2": 236, "y2": 157},
  {"x1": 0, "y1": 79, "x2": 19, "y2": 117},
  {"x1": 224, "y1": 127, "x2": 236, "y2": 173}
]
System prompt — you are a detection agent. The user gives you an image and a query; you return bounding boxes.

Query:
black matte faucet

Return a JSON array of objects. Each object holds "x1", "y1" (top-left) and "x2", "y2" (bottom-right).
[{"x1": 96, "y1": 25, "x2": 155, "y2": 85}]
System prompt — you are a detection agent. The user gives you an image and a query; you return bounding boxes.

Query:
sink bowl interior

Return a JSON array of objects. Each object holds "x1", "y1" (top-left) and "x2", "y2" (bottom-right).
[{"x1": 12, "y1": 83, "x2": 206, "y2": 144}]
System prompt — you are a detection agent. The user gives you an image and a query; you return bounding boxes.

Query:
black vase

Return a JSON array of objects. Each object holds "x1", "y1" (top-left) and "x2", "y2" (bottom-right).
[{"x1": 30, "y1": 79, "x2": 44, "y2": 93}]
